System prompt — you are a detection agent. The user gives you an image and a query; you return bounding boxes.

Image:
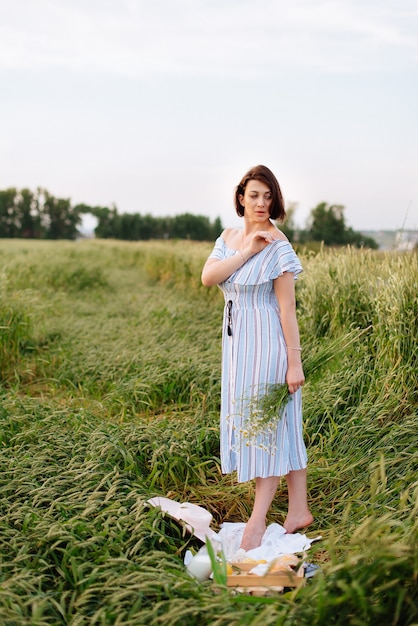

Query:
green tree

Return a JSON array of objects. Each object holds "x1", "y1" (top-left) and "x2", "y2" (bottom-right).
[
  {"x1": 140, "y1": 214, "x2": 159, "y2": 239},
  {"x1": 344, "y1": 228, "x2": 378, "y2": 249},
  {"x1": 0, "y1": 188, "x2": 18, "y2": 237},
  {"x1": 87, "y1": 205, "x2": 119, "y2": 239},
  {"x1": 170, "y1": 213, "x2": 213, "y2": 240},
  {"x1": 119, "y1": 213, "x2": 141, "y2": 240},
  {"x1": 308, "y1": 202, "x2": 347, "y2": 245},
  {"x1": 41, "y1": 190, "x2": 81, "y2": 239},
  {"x1": 304, "y1": 202, "x2": 378, "y2": 248},
  {"x1": 212, "y1": 216, "x2": 223, "y2": 239},
  {"x1": 17, "y1": 188, "x2": 42, "y2": 238}
]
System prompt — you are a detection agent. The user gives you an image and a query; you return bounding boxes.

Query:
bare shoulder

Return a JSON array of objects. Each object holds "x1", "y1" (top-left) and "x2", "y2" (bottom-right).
[
  {"x1": 221, "y1": 227, "x2": 242, "y2": 249},
  {"x1": 272, "y1": 226, "x2": 289, "y2": 242}
]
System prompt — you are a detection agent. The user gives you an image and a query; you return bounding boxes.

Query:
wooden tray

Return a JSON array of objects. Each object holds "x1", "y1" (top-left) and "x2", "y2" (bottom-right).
[{"x1": 226, "y1": 561, "x2": 305, "y2": 590}]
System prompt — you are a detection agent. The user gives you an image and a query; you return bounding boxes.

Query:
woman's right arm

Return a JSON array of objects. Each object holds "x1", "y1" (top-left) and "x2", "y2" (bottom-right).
[
  {"x1": 202, "y1": 229, "x2": 276, "y2": 287},
  {"x1": 201, "y1": 253, "x2": 248, "y2": 286}
]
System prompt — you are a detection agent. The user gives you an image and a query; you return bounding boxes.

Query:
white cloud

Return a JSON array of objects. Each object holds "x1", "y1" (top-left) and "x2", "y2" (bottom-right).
[
  {"x1": 0, "y1": 0, "x2": 416, "y2": 232},
  {"x1": 0, "y1": 0, "x2": 417, "y2": 77}
]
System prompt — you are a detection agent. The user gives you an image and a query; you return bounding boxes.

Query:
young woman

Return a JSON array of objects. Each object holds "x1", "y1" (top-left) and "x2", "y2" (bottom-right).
[{"x1": 201, "y1": 165, "x2": 313, "y2": 551}]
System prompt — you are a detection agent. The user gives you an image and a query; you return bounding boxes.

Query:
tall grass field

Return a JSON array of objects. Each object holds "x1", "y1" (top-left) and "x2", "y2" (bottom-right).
[{"x1": 0, "y1": 238, "x2": 417, "y2": 626}]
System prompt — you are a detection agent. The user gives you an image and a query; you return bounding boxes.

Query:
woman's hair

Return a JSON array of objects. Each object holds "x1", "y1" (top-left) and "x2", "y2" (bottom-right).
[{"x1": 234, "y1": 165, "x2": 286, "y2": 221}]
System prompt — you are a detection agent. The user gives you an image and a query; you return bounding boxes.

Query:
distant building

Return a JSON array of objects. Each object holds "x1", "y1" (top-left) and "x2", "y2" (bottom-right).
[
  {"x1": 394, "y1": 230, "x2": 418, "y2": 251},
  {"x1": 360, "y1": 230, "x2": 418, "y2": 250}
]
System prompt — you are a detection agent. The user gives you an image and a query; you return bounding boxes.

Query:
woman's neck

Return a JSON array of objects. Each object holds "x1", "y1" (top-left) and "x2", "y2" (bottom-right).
[{"x1": 242, "y1": 218, "x2": 273, "y2": 235}]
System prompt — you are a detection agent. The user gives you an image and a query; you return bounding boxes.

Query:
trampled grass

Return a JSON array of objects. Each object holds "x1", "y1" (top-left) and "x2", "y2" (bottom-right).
[{"x1": 0, "y1": 238, "x2": 417, "y2": 625}]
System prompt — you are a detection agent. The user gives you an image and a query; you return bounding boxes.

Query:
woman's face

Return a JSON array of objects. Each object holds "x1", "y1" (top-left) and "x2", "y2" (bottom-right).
[{"x1": 239, "y1": 180, "x2": 273, "y2": 221}]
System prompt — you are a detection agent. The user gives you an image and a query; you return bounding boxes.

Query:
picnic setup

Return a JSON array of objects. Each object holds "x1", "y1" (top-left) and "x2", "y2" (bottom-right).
[{"x1": 147, "y1": 496, "x2": 321, "y2": 595}]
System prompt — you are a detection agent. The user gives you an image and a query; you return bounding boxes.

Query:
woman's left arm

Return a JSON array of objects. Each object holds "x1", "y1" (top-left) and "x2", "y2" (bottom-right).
[{"x1": 273, "y1": 272, "x2": 305, "y2": 394}]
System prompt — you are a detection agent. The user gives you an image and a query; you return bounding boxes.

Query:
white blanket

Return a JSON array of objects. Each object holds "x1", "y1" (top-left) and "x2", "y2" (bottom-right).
[{"x1": 217, "y1": 522, "x2": 320, "y2": 562}]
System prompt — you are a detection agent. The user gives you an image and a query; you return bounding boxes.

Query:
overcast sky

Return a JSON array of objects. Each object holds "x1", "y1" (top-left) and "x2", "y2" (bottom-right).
[{"x1": 1, "y1": 0, "x2": 417, "y2": 232}]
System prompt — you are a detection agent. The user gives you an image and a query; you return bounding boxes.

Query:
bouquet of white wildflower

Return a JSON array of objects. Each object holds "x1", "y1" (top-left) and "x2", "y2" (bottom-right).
[{"x1": 237, "y1": 327, "x2": 371, "y2": 451}]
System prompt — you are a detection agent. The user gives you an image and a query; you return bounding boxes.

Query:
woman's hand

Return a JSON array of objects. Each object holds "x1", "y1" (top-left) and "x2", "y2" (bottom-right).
[
  {"x1": 202, "y1": 229, "x2": 283, "y2": 287},
  {"x1": 242, "y1": 230, "x2": 281, "y2": 259},
  {"x1": 286, "y1": 363, "x2": 305, "y2": 394}
]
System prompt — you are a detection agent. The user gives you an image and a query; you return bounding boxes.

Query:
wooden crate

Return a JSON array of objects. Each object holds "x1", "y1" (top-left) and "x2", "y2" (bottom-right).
[{"x1": 226, "y1": 561, "x2": 305, "y2": 594}]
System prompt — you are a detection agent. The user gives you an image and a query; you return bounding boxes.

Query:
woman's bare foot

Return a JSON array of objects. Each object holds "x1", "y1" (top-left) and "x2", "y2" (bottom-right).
[
  {"x1": 283, "y1": 512, "x2": 314, "y2": 534},
  {"x1": 240, "y1": 519, "x2": 266, "y2": 551}
]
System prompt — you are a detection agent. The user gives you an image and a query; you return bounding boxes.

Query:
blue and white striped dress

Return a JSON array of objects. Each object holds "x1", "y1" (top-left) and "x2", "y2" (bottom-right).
[{"x1": 209, "y1": 235, "x2": 308, "y2": 483}]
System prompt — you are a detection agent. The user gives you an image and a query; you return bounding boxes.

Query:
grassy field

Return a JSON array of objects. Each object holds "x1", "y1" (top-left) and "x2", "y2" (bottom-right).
[{"x1": 0, "y1": 238, "x2": 417, "y2": 626}]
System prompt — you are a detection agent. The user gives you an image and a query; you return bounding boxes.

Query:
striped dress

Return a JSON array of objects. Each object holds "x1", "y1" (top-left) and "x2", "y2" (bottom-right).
[{"x1": 209, "y1": 235, "x2": 308, "y2": 483}]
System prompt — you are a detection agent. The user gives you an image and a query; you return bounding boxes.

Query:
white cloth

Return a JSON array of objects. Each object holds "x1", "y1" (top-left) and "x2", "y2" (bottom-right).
[{"x1": 217, "y1": 522, "x2": 320, "y2": 562}]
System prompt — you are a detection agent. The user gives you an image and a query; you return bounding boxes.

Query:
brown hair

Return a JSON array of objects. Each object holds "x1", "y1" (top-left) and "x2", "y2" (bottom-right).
[{"x1": 234, "y1": 165, "x2": 286, "y2": 221}]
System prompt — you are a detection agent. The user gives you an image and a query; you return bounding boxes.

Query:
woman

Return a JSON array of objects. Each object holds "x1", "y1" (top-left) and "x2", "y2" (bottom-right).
[{"x1": 201, "y1": 165, "x2": 313, "y2": 551}]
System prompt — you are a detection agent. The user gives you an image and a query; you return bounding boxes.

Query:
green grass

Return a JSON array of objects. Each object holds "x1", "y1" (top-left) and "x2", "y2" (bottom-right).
[{"x1": 0, "y1": 238, "x2": 417, "y2": 625}]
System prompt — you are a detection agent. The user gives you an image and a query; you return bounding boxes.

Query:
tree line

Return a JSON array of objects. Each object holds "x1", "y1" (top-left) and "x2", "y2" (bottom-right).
[
  {"x1": 82, "y1": 204, "x2": 223, "y2": 241},
  {"x1": 0, "y1": 188, "x2": 222, "y2": 242},
  {"x1": 0, "y1": 187, "x2": 377, "y2": 248},
  {"x1": 281, "y1": 202, "x2": 378, "y2": 249},
  {"x1": 0, "y1": 188, "x2": 81, "y2": 240}
]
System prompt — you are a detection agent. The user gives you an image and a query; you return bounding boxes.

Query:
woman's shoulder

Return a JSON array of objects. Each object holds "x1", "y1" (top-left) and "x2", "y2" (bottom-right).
[
  {"x1": 220, "y1": 228, "x2": 241, "y2": 249},
  {"x1": 271, "y1": 226, "x2": 289, "y2": 243}
]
